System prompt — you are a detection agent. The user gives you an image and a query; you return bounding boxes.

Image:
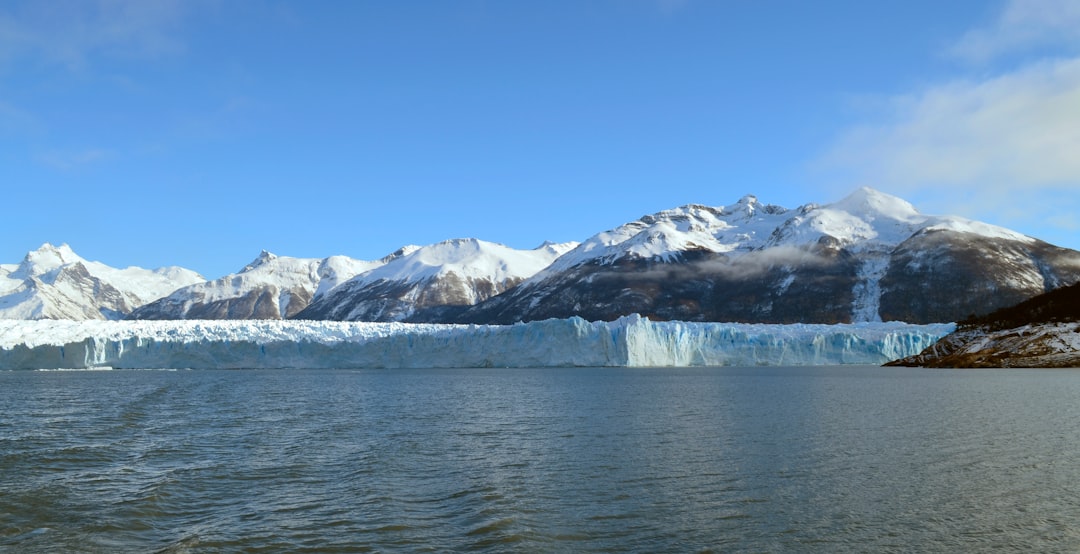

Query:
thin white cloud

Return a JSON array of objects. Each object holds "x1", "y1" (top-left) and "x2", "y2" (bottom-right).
[
  {"x1": 819, "y1": 1, "x2": 1080, "y2": 246},
  {"x1": 37, "y1": 148, "x2": 112, "y2": 171},
  {"x1": 0, "y1": 0, "x2": 196, "y2": 70},
  {"x1": 824, "y1": 57, "x2": 1080, "y2": 190},
  {"x1": 0, "y1": 98, "x2": 41, "y2": 137},
  {"x1": 950, "y1": 0, "x2": 1080, "y2": 63}
]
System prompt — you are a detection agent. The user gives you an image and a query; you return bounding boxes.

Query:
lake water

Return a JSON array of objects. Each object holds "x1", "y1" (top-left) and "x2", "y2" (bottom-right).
[{"x1": 2, "y1": 366, "x2": 1080, "y2": 552}]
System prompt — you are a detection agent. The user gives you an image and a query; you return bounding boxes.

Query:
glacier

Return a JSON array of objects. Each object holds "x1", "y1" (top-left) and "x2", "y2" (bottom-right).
[{"x1": 0, "y1": 316, "x2": 953, "y2": 369}]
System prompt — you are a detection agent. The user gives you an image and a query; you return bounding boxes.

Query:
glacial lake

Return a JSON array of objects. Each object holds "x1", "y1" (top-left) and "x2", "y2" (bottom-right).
[{"x1": 2, "y1": 366, "x2": 1080, "y2": 552}]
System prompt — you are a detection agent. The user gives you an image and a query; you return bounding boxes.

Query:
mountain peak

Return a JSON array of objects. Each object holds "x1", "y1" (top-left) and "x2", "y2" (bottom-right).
[
  {"x1": 720, "y1": 194, "x2": 788, "y2": 219},
  {"x1": 241, "y1": 250, "x2": 278, "y2": 273},
  {"x1": 16, "y1": 243, "x2": 83, "y2": 277},
  {"x1": 727, "y1": 194, "x2": 760, "y2": 215},
  {"x1": 830, "y1": 187, "x2": 920, "y2": 222}
]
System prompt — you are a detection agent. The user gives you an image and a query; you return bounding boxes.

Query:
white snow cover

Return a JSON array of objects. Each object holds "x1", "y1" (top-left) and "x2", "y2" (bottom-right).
[
  {"x1": 346, "y1": 238, "x2": 577, "y2": 291},
  {"x1": 0, "y1": 243, "x2": 204, "y2": 320},
  {"x1": 513, "y1": 187, "x2": 1041, "y2": 324},
  {"x1": 550, "y1": 187, "x2": 1034, "y2": 273},
  {"x1": 0, "y1": 316, "x2": 953, "y2": 369},
  {"x1": 313, "y1": 238, "x2": 580, "y2": 321},
  {"x1": 144, "y1": 250, "x2": 382, "y2": 317}
]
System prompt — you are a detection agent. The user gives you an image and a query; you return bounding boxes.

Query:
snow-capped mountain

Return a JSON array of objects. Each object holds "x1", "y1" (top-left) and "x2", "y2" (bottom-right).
[
  {"x1": 0, "y1": 243, "x2": 204, "y2": 320},
  {"x1": 458, "y1": 188, "x2": 1080, "y2": 325},
  {"x1": 129, "y1": 251, "x2": 383, "y2": 320},
  {"x1": 295, "y1": 239, "x2": 578, "y2": 322},
  {"x1": 7, "y1": 188, "x2": 1079, "y2": 326}
]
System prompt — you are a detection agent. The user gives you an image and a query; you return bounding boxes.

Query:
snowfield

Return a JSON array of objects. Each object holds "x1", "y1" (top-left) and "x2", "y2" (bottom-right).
[{"x1": 0, "y1": 317, "x2": 953, "y2": 369}]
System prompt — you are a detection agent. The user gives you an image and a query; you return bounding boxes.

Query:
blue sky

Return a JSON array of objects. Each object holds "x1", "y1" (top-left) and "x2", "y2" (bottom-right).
[{"x1": 2, "y1": 0, "x2": 1078, "y2": 279}]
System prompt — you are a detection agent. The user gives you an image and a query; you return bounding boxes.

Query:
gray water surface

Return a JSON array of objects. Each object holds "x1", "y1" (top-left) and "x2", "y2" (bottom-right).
[{"x1": 2, "y1": 366, "x2": 1079, "y2": 552}]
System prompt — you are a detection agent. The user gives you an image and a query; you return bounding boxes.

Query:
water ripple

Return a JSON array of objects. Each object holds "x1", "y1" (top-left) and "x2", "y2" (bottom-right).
[{"x1": 3, "y1": 367, "x2": 1080, "y2": 552}]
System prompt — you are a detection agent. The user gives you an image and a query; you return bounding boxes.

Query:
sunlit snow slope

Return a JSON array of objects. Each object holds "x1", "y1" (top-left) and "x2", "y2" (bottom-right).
[
  {"x1": 460, "y1": 188, "x2": 1080, "y2": 325},
  {"x1": 129, "y1": 251, "x2": 382, "y2": 320},
  {"x1": 0, "y1": 244, "x2": 204, "y2": 320},
  {"x1": 296, "y1": 239, "x2": 578, "y2": 322}
]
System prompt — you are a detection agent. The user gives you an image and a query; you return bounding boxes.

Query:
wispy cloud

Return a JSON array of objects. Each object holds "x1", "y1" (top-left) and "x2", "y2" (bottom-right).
[
  {"x1": 0, "y1": 0, "x2": 198, "y2": 71},
  {"x1": 37, "y1": 148, "x2": 112, "y2": 171},
  {"x1": 819, "y1": 0, "x2": 1080, "y2": 244},
  {"x1": 949, "y1": 0, "x2": 1080, "y2": 63},
  {"x1": 824, "y1": 57, "x2": 1080, "y2": 191},
  {"x1": 0, "y1": 98, "x2": 41, "y2": 137}
]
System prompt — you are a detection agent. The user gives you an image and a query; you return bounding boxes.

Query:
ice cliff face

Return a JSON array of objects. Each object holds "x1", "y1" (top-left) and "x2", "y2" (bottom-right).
[
  {"x1": 0, "y1": 243, "x2": 204, "y2": 320},
  {"x1": 129, "y1": 251, "x2": 381, "y2": 320},
  {"x1": 296, "y1": 239, "x2": 578, "y2": 322},
  {"x1": 0, "y1": 317, "x2": 951, "y2": 370},
  {"x1": 459, "y1": 188, "x2": 1080, "y2": 325}
]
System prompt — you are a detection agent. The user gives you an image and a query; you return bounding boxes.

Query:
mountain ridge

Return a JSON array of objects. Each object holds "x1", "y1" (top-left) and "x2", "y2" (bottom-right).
[
  {"x1": 455, "y1": 188, "x2": 1080, "y2": 325},
  {"x1": 4, "y1": 188, "x2": 1079, "y2": 324}
]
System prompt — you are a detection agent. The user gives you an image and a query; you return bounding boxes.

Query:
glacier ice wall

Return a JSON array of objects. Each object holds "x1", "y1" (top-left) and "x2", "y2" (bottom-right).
[{"x1": 0, "y1": 316, "x2": 953, "y2": 370}]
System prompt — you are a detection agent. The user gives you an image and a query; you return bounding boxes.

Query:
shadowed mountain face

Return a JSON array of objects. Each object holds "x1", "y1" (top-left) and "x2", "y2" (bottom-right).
[
  {"x1": 133, "y1": 286, "x2": 314, "y2": 320},
  {"x1": 887, "y1": 282, "x2": 1080, "y2": 368},
  {"x1": 455, "y1": 190, "x2": 1080, "y2": 325},
  {"x1": 878, "y1": 230, "x2": 1080, "y2": 323},
  {"x1": 456, "y1": 243, "x2": 863, "y2": 324},
  {"x1": 457, "y1": 236, "x2": 1080, "y2": 325},
  {"x1": 6, "y1": 189, "x2": 1080, "y2": 325}
]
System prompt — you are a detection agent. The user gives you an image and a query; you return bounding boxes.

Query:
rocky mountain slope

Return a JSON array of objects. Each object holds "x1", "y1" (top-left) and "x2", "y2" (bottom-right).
[
  {"x1": 129, "y1": 251, "x2": 383, "y2": 320},
  {"x1": 0, "y1": 243, "x2": 204, "y2": 320},
  {"x1": 295, "y1": 239, "x2": 578, "y2": 322},
  {"x1": 457, "y1": 188, "x2": 1080, "y2": 325},
  {"x1": 6, "y1": 188, "x2": 1079, "y2": 326},
  {"x1": 887, "y1": 283, "x2": 1080, "y2": 367}
]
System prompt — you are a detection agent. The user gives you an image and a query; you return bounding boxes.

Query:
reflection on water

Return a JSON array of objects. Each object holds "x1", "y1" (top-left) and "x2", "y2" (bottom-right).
[{"x1": 2, "y1": 366, "x2": 1080, "y2": 552}]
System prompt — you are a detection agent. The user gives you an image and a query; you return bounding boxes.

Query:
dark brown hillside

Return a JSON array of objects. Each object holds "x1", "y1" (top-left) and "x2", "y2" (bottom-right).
[{"x1": 958, "y1": 281, "x2": 1080, "y2": 332}]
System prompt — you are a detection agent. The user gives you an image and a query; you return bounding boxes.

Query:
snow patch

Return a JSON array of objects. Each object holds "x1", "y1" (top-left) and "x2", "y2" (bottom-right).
[{"x1": 851, "y1": 253, "x2": 890, "y2": 323}]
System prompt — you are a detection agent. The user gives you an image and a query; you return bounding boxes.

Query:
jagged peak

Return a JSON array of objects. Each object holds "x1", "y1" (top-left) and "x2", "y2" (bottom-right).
[
  {"x1": 26, "y1": 242, "x2": 79, "y2": 262},
  {"x1": 644, "y1": 204, "x2": 725, "y2": 224},
  {"x1": 535, "y1": 240, "x2": 580, "y2": 256},
  {"x1": 381, "y1": 245, "x2": 422, "y2": 264},
  {"x1": 241, "y1": 250, "x2": 278, "y2": 273},
  {"x1": 435, "y1": 237, "x2": 484, "y2": 249},
  {"x1": 720, "y1": 194, "x2": 788, "y2": 218},
  {"x1": 15, "y1": 243, "x2": 84, "y2": 277}
]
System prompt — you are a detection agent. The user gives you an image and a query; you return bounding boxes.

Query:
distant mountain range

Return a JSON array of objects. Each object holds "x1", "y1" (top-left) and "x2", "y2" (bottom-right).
[{"x1": 4, "y1": 188, "x2": 1079, "y2": 324}]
